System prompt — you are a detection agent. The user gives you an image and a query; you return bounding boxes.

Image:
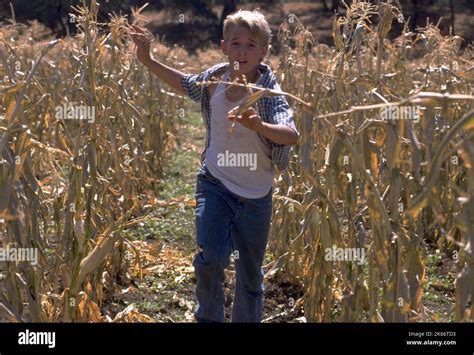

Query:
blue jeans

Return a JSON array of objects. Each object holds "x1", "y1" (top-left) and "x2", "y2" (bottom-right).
[{"x1": 193, "y1": 163, "x2": 273, "y2": 322}]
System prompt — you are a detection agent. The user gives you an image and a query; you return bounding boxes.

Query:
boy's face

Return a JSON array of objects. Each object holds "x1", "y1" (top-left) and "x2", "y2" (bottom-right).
[{"x1": 221, "y1": 26, "x2": 267, "y2": 79}]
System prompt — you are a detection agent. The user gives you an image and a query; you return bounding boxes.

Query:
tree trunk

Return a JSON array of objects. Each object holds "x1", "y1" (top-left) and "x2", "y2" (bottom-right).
[
  {"x1": 322, "y1": 0, "x2": 329, "y2": 12},
  {"x1": 411, "y1": 0, "x2": 418, "y2": 32},
  {"x1": 220, "y1": 0, "x2": 237, "y2": 29},
  {"x1": 450, "y1": 0, "x2": 455, "y2": 35}
]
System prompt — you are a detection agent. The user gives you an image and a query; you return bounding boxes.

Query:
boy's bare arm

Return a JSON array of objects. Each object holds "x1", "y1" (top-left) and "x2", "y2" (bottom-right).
[
  {"x1": 228, "y1": 107, "x2": 299, "y2": 145},
  {"x1": 256, "y1": 122, "x2": 299, "y2": 146},
  {"x1": 140, "y1": 58, "x2": 186, "y2": 95},
  {"x1": 130, "y1": 25, "x2": 185, "y2": 95}
]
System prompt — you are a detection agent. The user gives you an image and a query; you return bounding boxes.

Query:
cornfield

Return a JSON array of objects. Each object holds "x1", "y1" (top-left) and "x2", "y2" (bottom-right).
[
  {"x1": 0, "y1": 0, "x2": 473, "y2": 323},
  {"x1": 0, "y1": 1, "x2": 181, "y2": 322},
  {"x1": 267, "y1": 1, "x2": 474, "y2": 322}
]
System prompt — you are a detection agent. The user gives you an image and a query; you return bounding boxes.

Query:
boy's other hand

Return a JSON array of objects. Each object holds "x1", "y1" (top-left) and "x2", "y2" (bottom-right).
[
  {"x1": 130, "y1": 24, "x2": 152, "y2": 63},
  {"x1": 228, "y1": 107, "x2": 263, "y2": 132}
]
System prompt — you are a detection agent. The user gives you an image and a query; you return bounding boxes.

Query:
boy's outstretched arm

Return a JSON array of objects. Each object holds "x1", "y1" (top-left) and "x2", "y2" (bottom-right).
[{"x1": 130, "y1": 25, "x2": 185, "y2": 95}]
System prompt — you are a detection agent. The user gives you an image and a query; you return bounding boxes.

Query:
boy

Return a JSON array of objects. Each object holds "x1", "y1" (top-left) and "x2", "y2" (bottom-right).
[{"x1": 131, "y1": 9, "x2": 298, "y2": 322}]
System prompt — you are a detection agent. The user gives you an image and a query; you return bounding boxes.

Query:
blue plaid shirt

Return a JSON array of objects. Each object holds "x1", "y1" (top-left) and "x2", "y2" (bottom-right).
[{"x1": 180, "y1": 62, "x2": 298, "y2": 171}]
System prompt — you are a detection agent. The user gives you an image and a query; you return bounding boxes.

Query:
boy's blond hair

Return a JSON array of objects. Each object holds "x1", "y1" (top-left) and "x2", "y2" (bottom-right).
[{"x1": 223, "y1": 9, "x2": 272, "y2": 50}]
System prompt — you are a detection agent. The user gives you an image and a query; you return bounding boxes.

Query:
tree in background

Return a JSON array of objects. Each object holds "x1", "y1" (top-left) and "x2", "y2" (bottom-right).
[
  {"x1": 320, "y1": 0, "x2": 345, "y2": 12},
  {"x1": 449, "y1": 0, "x2": 455, "y2": 35},
  {"x1": 0, "y1": 0, "x2": 147, "y2": 35},
  {"x1": 220, "y1": 0, "x2": 237, "y2": 29},
  {"x1": 0, "y1": 0, "x2": 470, "y2": 38},
  {"x1": 163, "y1": 0, "x2": 218, "y2": 20}
]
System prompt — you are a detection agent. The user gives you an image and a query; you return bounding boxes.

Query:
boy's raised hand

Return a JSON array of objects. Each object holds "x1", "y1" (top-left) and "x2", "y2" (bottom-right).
[{"x1": 130, "y1": 24, "x2": 152, "y2": 63}]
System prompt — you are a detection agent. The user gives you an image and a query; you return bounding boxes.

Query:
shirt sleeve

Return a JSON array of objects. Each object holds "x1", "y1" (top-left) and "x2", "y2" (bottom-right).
[
  {"x1": 269, "y1": 95, "x2": 299, "y2": 135},
  {"x1": 181, "y1": 71, "x2": 206, "y2": 102}
]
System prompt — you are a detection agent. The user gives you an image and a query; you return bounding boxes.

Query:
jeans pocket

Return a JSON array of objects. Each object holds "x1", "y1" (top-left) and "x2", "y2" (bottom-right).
[{"x1": 198, "y1": 164, "x2": 220, "y2": 185}]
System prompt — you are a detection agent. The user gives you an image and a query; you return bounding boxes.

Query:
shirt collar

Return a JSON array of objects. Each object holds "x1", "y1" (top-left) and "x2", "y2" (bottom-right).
[{"x1": 207, "y1": 62, "x2": 274, "y2": 87}]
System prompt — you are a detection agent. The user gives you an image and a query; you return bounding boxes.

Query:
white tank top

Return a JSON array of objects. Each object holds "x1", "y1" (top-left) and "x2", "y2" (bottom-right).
[{"x1": 205, "y1": 69, "x2": 274, "y2": 199}]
